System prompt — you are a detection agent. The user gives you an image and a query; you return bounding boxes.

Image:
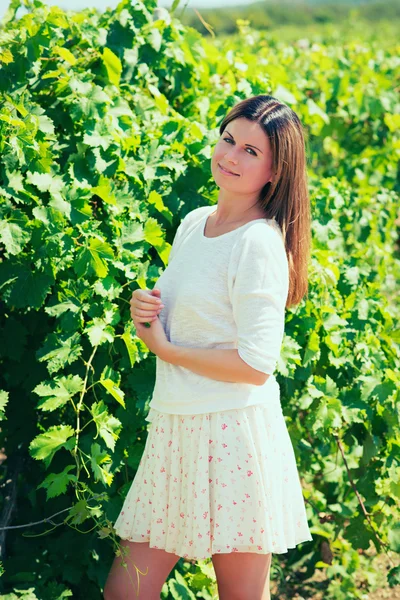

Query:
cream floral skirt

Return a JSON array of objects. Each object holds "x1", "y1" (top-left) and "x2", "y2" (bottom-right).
[{"x1": 113, "y1": 399, "x2": 313, "y2": 561}]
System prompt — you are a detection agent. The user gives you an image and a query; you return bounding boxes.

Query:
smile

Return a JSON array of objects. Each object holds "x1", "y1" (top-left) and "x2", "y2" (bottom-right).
[{"x1": 218, "y1": 163, "x2": 239, "y2": 176}]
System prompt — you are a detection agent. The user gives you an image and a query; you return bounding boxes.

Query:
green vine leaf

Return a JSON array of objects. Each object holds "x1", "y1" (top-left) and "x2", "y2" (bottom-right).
[
  {"x1": 99, "y1": 378, "x2": 126, "y2": 408},
  {"x1": 102, "y1": 47, "x2": 122, "y2": 87},
  {"x1": 388, "y1": 522, "x2": 400, "y2": 553},
  {"x1": 33, "y1": 375, "x2": 84, "y2": 412},
  {"x1": 0, "y1": 212, "x2": 31, "y2": 255},
  {"x1": 74, "y1": 238, "x2": 114, "y2": 279},
  {"x1": 84, "y1": 318, "x2": 115, "y2": 347},
  {"x1": 90, "y1": 400, "x2": 122, "y2": 451},
  {"x1": 36, "y1": 332, "x2": 83, "y2": 375},
  {"x1": 29, "y1": 425, "x2": 75, "y2": 468},
  {"x1": 90, "y1": 443, "x2": 113, "y2": 486},
  {"x1": 66, "y1": 499, "x2": 92, "y2": 526},
  {"x1": 0, "y1": 390, "x2": 9, "y2": 421},
  {"x1": 37, "y1": 465, "x2": 78, "y2": 500}
]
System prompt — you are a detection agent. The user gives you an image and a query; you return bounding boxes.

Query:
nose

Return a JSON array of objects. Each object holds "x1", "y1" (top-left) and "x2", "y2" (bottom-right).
[{"x1": 224, "y1": 149, "x2": 239, "y2": 164}]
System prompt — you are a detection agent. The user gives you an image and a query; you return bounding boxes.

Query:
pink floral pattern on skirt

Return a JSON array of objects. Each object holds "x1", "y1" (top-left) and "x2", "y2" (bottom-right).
[{"x1": 113, "y1": 400, "x2": 313, "y2": 560}]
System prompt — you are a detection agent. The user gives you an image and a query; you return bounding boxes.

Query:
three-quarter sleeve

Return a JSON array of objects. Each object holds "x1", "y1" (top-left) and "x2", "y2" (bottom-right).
[{"x1": 227, "y1": 223, "x2": 289, "y2": 375}]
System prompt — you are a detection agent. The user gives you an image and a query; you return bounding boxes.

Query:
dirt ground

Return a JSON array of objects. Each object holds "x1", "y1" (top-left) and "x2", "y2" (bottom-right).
[{"x1": 357, "y1": 549, "x2": 400, "y2": 600}]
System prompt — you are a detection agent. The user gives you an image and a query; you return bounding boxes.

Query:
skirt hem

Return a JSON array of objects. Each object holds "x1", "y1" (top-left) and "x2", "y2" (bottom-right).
[{"x1": 115, "y1": 531, "x2": 314, "y2": 561}]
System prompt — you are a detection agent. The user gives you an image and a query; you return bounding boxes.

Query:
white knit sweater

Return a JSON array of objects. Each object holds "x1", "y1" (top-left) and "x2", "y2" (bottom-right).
[{"x1": 148, "y1": 204, "x2": 289, "y2": 415}]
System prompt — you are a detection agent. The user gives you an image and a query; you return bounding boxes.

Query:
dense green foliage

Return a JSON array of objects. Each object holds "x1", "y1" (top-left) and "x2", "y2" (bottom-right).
[{"x1": 0, "y1": 0, "x2": 399, "y2": 598}]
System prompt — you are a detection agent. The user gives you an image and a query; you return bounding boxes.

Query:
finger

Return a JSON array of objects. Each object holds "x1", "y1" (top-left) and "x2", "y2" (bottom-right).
[
  {"x1": 138, "y1": 289, "x2": 161, "y2": 303},
  {"x1": 131, "y1": 294, "x2": 163, "y2": 309},
  {"x1": 132, "y1": 314, "x2": 158, "y2": 323},
  {"x1": 131, "y1": 309, "x2": 162, "y2": 323},
  {"x1": 131, "y1": 297, "x2": 164, "y2": 311},
  {"x1": 131, "y1": 306, "x2": 163, "y2": 318},
  {"x1": 132, "y1": 307, "x2": 158, "y2": 316}
]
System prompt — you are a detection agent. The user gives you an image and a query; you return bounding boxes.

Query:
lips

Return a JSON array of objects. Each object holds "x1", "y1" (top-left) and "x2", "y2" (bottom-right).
[{"x1": 218, "y1": 163, "x2": 239, "y2": 176}]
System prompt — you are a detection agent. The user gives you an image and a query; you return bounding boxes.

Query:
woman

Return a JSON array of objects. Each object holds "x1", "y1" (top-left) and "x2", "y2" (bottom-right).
[{"x1": 104, "y1": 94, "x2": 313, "y2": 600}]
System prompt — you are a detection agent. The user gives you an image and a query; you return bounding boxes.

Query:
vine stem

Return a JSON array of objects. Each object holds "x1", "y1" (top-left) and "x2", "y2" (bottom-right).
[
  {"x1": 0, "y1": 507, "x2": 72, "y2": 530},
  {"x1": 73, "y1": 345, "x2": 98, "y2": 480},
  {"x1": 0, "y1": 489, "x2": 106, "y2": 532},
  {"x1": 335, "y1": 434, "x2": 394, "y2": 565}
]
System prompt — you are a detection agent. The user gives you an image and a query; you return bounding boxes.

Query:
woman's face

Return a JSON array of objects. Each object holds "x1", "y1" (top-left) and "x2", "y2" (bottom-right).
[{"x1": 211, "y1": 117, "x2": 275, "y2": 194}]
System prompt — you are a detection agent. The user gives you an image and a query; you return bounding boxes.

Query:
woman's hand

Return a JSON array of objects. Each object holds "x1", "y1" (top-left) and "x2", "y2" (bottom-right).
[
  {"x1": 130, "y1": 287, "x2": 164, "y2": 325},
  {"x1": 130, "y1": 288, "x2": 171, "y2": 360}
]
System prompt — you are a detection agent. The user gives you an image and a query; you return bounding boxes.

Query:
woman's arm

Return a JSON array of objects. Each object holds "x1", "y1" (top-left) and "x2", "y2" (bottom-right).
[{"x1": 160, "y1": 343, "x2": 270, "y2": 386}]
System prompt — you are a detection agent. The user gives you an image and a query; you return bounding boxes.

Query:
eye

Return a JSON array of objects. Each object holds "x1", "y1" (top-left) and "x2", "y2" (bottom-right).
[{"x1": 222, "y1": 137, "x2": 257, "y2": 156}]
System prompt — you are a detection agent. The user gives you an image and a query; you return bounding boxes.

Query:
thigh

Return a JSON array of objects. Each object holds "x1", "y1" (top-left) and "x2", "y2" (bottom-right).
[
  {"x1": 104, "y1": 540, "x2": 181, "y2": 600},
  {"x1": 212, "y1": 551, "x2": 272, "y2": 600}
]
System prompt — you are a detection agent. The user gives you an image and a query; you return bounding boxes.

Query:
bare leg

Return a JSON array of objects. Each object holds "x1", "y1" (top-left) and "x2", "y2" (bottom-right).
[
  {"x1": 103, "y1": 539, "x2": 181, "y2": 600},
  {"x1": 212, "y1": 551, "x2": 272, "y2": 600}
]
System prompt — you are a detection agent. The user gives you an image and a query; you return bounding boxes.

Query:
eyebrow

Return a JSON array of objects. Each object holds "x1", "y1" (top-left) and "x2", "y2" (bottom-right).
[{"x1": 224, "y1": 130, "x2": 263, "y2": 154}]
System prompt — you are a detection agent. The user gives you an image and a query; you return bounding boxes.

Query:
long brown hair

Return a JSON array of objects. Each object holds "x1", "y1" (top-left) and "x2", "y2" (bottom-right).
[{"x1": 218, "y1": 95, "x2": 311, "y2": 308}]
